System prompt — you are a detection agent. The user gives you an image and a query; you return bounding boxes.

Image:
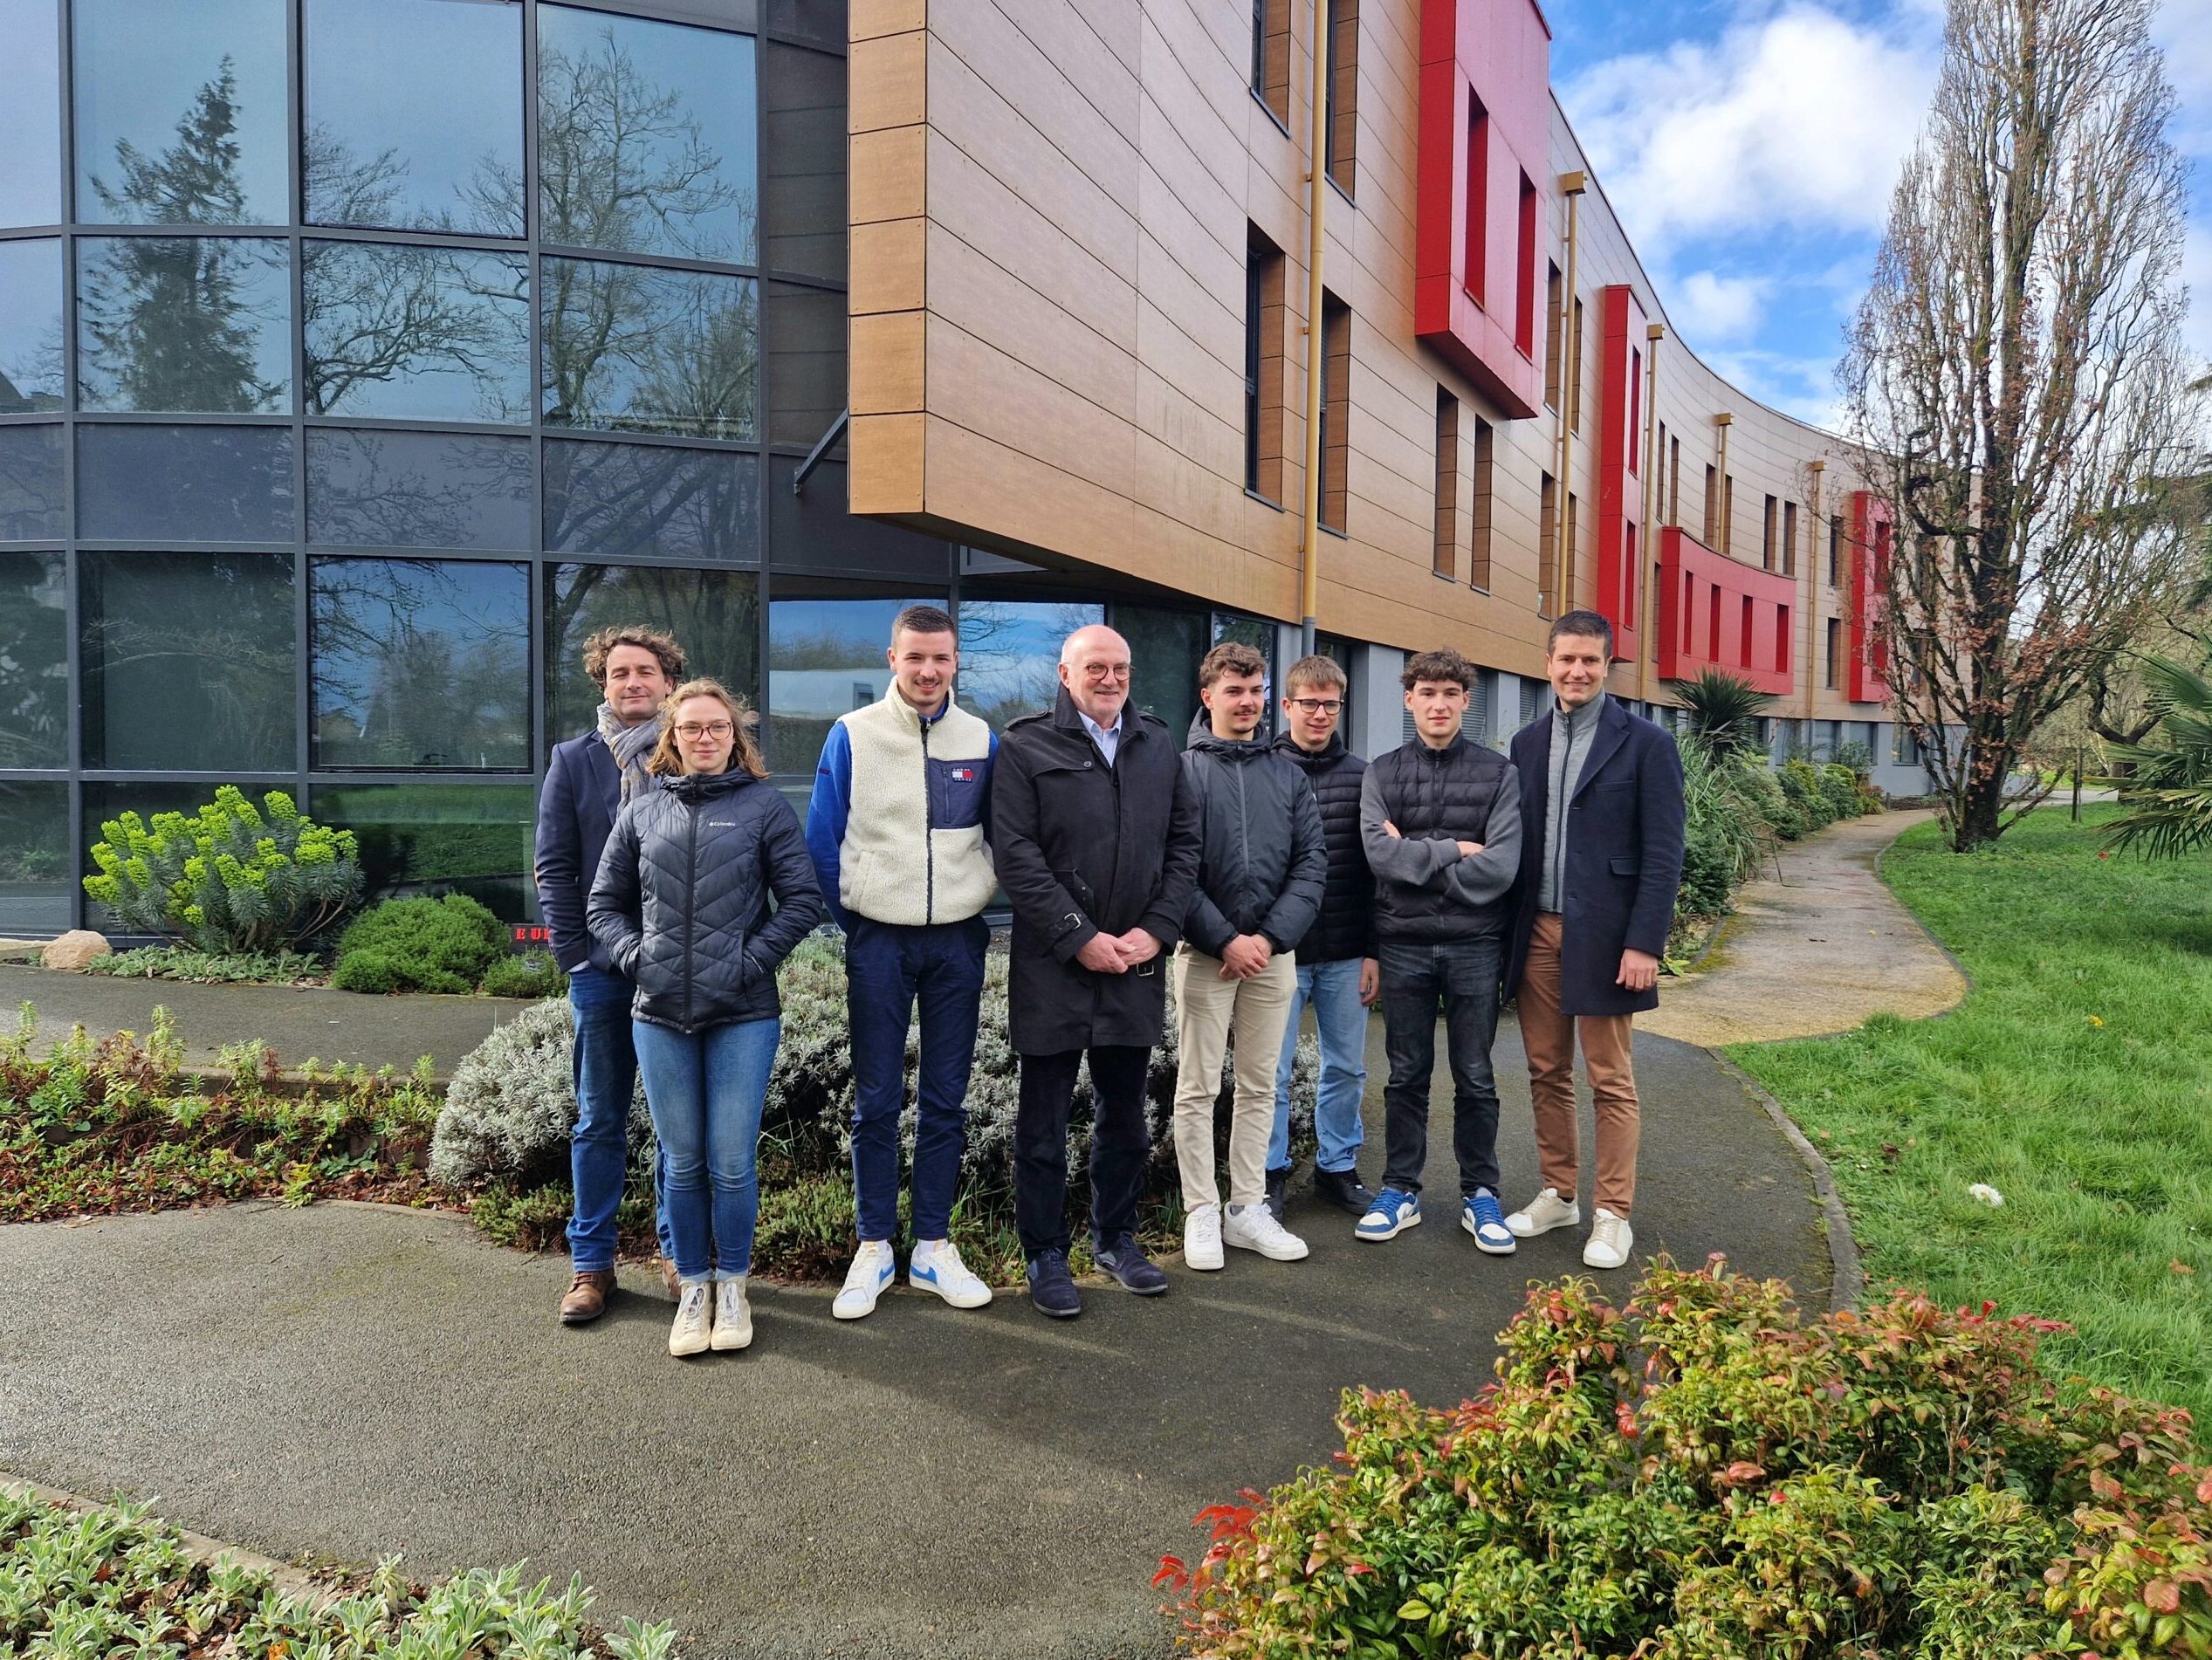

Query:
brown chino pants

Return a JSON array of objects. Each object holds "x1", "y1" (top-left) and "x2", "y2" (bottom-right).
[{"x1": 1516, "y1": 912, "x2": 1640, "y2": 1217}]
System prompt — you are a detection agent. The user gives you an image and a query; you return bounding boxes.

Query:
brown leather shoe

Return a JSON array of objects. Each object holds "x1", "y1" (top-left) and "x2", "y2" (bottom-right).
[
  {"x1": 657, "y1": 1255, "x2": 679, "y2": 1298},
  {"x1": 560, "y1": 1270, "x2": 615, "y2": 1324}
]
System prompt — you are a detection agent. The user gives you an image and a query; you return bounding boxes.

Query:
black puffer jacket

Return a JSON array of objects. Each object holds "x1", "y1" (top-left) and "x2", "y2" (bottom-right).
[
  {"x1": 1272, "y1": 731, "x2": 1375, "y2": 964},
  {"x1": 587, "y1": 768, "x2": 823, "y2": 1032},
  {"x1": 1359, "y1": 737, "x2": 1523, "y2": 943},
  {"x1": 1178, "y1": 717, "x2": 1327, "y2": 957}
]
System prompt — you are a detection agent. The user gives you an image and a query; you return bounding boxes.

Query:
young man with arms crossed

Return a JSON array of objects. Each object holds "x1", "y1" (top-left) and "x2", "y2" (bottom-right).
[
  {"x1": 1262, "y1": 655, "x2": 1378, "y2": 1221},
  {"x1": 991, "y1": 625, "x2": 1203, "y2": 1319},
  {"x1": 537, "y1": 626, "x2": 684, "y2": 1323},
  {"x1": 806, "y1": 605, "x2": 998, "y2": 1318},
  {"x1": 1171, "y1": 642, "x2": 1328, "y2": 1269},
  {"x1": 1355, "y1": 648, "x2": 1524, "y2": 1255},
  {"x1": 1503, "y1": 611, "x2": 1686, "y2": 1270}
]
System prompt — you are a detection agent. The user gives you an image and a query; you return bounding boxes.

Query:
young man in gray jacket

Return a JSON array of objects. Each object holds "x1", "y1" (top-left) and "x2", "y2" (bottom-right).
[{"x1": 1354, "y1": 648, "x2": 1523, "y2": 1253}]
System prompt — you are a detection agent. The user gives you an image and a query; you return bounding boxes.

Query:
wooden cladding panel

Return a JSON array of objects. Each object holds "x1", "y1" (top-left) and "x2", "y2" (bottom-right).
[{"x1": 850, "y1": 31, "x2": 926, "y2": 132}]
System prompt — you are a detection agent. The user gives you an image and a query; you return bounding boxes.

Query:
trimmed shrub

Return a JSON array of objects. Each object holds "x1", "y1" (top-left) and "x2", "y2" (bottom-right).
[
  {"x1": 1780, "y1": 757, "x2": 1838, "y2": 833},
  {"x1": 1158, "y1": 1258, "x2": 2212, "y2": 1659},
  {"x1": 81, "y1": 785, "x2": 362, "y2": 953},
  {"x1": 480, "y1": 950, "x2": 567, "y2": 999},
  {"x1": 331, "y1": 894, "x2": 503, "y2": 995},
  {"x1": 430, "y1": 996, "x2": 649, "y2": 1189},
  {"x1": 1820, "y1": 761, "x2": 1867, "y2": 820}
]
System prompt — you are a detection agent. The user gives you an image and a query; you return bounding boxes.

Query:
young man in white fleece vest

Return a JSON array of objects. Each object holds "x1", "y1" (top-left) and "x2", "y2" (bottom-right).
[{"x1": 805, "y1": 604, "x2": 999, "y2": 1319}]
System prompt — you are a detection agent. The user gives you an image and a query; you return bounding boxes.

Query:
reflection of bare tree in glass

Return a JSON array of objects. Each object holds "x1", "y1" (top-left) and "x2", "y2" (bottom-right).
[
  {"x1": 958, "y1": 602, "x2": 1104, "y2": 731},
  {"x1": 89, "y1": 555, "x2": 293, "y2": 769},
  {"x1": 542, "y1": 257, "x2": 756, "y2": 438},
  {"x1": 542, "y1": 441, "x2": 751, "y2": 559},
  {"x1": 78, "y1": 65, "x2": 285, "y2": 413},
  {"x1": 312, "y1": 560, "x2": 526, "y2": 766},
  {"x1": 548, "y1": 567, "x2": 759, "y2": 737},
  {"x1": 307, "y1": 430, "x2": 530, "y2": 549},
  {"x1": 0, "y1": 556, "x2": 65, "y2": 767}
]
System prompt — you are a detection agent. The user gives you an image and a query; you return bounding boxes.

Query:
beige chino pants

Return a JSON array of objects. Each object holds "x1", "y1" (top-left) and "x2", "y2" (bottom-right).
[
  {"x1": 1515, "y1": 911, "x2": 1641, "y2": 1216},
  {"x1": 1171, "y1": 945, "x2": 1298, "y2": 1211}
]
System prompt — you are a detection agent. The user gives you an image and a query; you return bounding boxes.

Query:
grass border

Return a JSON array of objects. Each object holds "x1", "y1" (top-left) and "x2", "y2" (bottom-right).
[{"x1": 1706, "y1": 1048, "x2": 1865, "y2": 1314}]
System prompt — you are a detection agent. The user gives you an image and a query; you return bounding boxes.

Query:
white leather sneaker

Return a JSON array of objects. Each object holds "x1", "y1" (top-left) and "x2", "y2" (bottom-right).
[
  {"x1": 1507, "y1": 1186, "x2": 1583, "y2": 1238},
  {"x1": 833, "y1": 1239, "x2": 897, "y2": 1320},
  {"x1": 710, "y1": 1275, "x2": 753, "y2": 1350},
  {"x1": 1223, "y1": 1204, "x2": 1310, "y2": 1262},
  {"x1": 1184, "y1": 1202, "x2": 1225, "y2": 1272},
  {"x1": 909, "y1": 1238, "x2": 993, "y2": 1308},
  {"x1": 1583, "y1": 1208, "x2": 1634, "y2": 1271},
  {"x1": 668, "y1": 1279, "x2": 711, "y2": 1356}
]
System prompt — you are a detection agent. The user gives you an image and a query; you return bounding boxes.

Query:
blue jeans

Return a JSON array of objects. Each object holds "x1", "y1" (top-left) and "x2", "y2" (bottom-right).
[
  {"x1": 567, "y1": 967, "x2": 670, "y2": 1272},
  {"x1": 632, "y1": 1016, "x2": 781, "y2": 1279},
  {"x1": 1377, "y1": 936, "x2": 1504, "y2": 1197},
  {"x1": 1267, "y1": 956, "x2": 1370, "y2": 1175},
  {"x1": 847, "y1": 915, "x2": 989, "y2": 1243}
]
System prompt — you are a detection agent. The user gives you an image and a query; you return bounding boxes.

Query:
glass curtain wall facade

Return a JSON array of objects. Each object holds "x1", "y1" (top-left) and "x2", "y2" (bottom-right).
[{"x1": 0, "y1": 0, "x2": 1263, "y2": 936}]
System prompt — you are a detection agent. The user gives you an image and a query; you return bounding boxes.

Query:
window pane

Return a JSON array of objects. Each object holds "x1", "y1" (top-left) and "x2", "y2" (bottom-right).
[
  {"x1": 766, "y1": 587, "x2": 938, "y2": 771},
  {"x1": 76, "y1": 236, "x2": 291, "y2": 412},
  {"x1": 0, "y1": 782, "x2": 70, "y2": 936},
  {"x1": 1115, "y1": 602, "x2": 1205, "y2": 744},
  {"x1": 303, "y1": 241, "x2": 530, "y2": 421},
  {"x1": 311, "y1": 781, "x2": 534, "y2": 921},
  {"x1": 537, "y1": 6, "x2": 756, "y2": 263},
  {"x1": 306, "y1": 429, "x2": 531, "y2": 550},
  {"x1": 77, "y1": 424, "x2": 294, "y2": 541},
  {"x1": 542, "y1": 257, "x2": 756, "y2": 439},
  {"x1": 74, "y1": 0, "x2": 287, "y2": 226},
  {"x1": 958, "y1": 599, "x2": 1104, "y2": 732},
  {"x1": 0, "y1": 426, "x2": 65, "y2": 539},
  {"x1": 545, "y1": 562, "x2": 757, "y2": 743},
  {"x1": 543, "y1": 439, "x2": 755, "y2": 561},
  {"x1": 81, "y1": 550, "x2": 294, "y2": 770},
  {"x1": 762, "y1": 42, "x2": 847, "y2": 280},
  {"x1": 0, "y1": 237, "x2": 64, "y2": 411},
  {"x1": 303, "y1": 0, "x2": 524, "y2": 237},
  {"x1": 765, "y1": 280, "x2": 843, "y2": 445},
  {"x1": 0, "y1": 551, "x2": 66, "y2": 767},
  {"x1": 766, "y1": 456, "x2": 952, "y2": 581},
  {"x1": 311, "y1": 558, "x2": 527, "y2": 769},
  {"x1": 0, "y1": 1, "x2": 61, "y2": 228}
]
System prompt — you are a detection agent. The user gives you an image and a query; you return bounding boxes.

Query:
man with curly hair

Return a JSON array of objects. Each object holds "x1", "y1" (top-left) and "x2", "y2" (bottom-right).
[{"x1": 537, "y1": 624, "x2": 686, "y2": 1324}]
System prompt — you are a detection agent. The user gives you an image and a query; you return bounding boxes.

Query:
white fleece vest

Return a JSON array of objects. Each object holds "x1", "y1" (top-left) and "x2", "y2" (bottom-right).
[{"x1": 838, "y1": 688, "x2": 996, "y2": 926}]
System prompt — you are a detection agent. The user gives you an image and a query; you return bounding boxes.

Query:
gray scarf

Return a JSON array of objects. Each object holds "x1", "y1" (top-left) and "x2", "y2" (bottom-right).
[{"x1": 596, "y1": 703, "x2": 663, "y2": 802}]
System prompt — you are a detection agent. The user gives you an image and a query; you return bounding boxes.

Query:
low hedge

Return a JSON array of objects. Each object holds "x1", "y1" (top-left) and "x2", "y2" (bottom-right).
[
  {"x1": 1158, "y1": 1258, "x2": 2209, "y2": 1658},
  {"x1": 331, "y1": 894, "x2": 505, "y2": 995}
]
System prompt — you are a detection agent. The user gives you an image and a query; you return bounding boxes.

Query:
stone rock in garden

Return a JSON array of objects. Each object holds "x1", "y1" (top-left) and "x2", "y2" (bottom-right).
[{"x1": 41, "y1": 929, "x2": 113, "y2": 971}]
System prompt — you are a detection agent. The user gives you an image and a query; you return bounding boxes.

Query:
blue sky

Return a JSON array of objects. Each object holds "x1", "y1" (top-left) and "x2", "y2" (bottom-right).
[{"x1": 1548, "y1": 0, "x2": 2212, "y2": 431}]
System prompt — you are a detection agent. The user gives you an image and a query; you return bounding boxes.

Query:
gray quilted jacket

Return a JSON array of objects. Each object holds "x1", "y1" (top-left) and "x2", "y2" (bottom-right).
[{"x1": 587, "y1": 768, "x2": 823, "y2": 1032}]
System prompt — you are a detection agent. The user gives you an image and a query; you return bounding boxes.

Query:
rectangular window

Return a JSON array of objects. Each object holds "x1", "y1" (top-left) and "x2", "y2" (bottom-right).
[
  {"x1": 1707, "y1": 585, "x2": 1721, "y2": 658},
  {"x1": 1515, "y1": 172, "x2": 1536, "y2": 354},
  {"x1": 1624, "y1": 521, "x2": 1638, "y2": 615},
  {"x1": 1627, "y1": 347, "x2": 1642, "y2": 474},
  {"x1": 1783, "y1": 499, "x2": 1798, "y2": 578},
  {"x1": 1762, "y1": 493, "x2": 1777, "y2": 570},
  {"x1": 1244, "y1": 230, "x2": 1286, "y2": 501},
  {"x1": 1723, "y1": 474, "x2": 1735, "y2": 558},
  {"x1": 1563, "y1": 490, "x2": 1579, "y2": 605},
  {"x1": 1826, "y1": 617, "x2": 1841, "y2": 688},
  {"x1": 1702, "y1": 463, "x2": 1718, "y2": 544},
  {"x1": 1538, "y1": 470, "x2": 1556, "y2": 619},
  {"x1": 1776, "y1": 603, "x2": 1790, "y2": 674},
  {"x1": 1740, "y1": 593, "x2": 1753, "y2": 662},
  {"x1": 1463, "y1": 96, "x2": 1488, "y2": 305},
  {"x1": 1252, "y1": 0, "x2": 1289, "y2": 122},
  {"x1": 1319, "y1": 292, "x2": 1350, "y2": 532},
  {"x1": 1680, "y1": 571, "x2": 1693, "y2": 653},
  {"x1": 1543, "y1": 261, "x2": 1563, "y2": 409},
  {"x1": 1669, "y1": 435, "x2": 1681, "y2": 526},
  {"x1": 1828, "y1": 514, "x2": 1843, "y2": 586},
  {"x1": 1891, "y1": 721, "x2": 1917, "y2": 765},
  {"x1": 1432, "y1": 388, "x2": 1459, "y2": 580},
  {"x1": 1569, "y1": 296, "x2": 1585, "y2": 434},
  {"x1": 1470, "y1": 415, "x2": 1494, "y2": 591},
  {"x1": 1656, "y1": 422, "x2": 1668, "y2": 514},
  {"x1": 1325, "y1": 0, "x2": 1357, "y2": 195}
]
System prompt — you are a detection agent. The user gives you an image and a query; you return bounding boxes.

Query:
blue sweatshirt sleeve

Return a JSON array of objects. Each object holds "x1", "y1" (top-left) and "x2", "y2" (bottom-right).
[{"x1": 805, "y1": 720, "x2": 854, "y2": 933}]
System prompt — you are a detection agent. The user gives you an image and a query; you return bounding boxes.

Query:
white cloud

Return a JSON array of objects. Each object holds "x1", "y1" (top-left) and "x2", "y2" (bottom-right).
[
  {"x1": 1672, "y1": 270, "x2": 1775, "y2": 340},
  {"x1": 1698, "y1": 346, "x2": 1850, "y2": 429},
  {"x1": 1561, "y1": 5, "x2": 1939, "y2": 261},
  {"x1": 2153, "y1": 0, "x2": 2212, "y2": 161}
]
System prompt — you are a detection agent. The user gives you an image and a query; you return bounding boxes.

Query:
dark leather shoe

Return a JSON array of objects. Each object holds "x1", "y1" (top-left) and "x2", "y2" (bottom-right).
[
  {"x1": 1026, "y1": 1249, "x2": 1082, "y2": 1319},
  {"x1": 560, "y1": 1270, "x2": 615, "y2": 1324},
  {"x1": 1313, "y1": 1167, "x2": 1375, "y2": 1216},
  {"x1": 1094, "y1": 1234, "x2": 1169, "y2": 1296},
  {"x1": 1264, "y1": 1165, "x2": 1292, "y2": 1222}
]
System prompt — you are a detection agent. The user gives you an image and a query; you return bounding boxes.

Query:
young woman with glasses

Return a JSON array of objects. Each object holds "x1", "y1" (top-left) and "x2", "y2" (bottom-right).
[{"x1": 588, "y1": 678, "x2": 823, "y2": 1356}]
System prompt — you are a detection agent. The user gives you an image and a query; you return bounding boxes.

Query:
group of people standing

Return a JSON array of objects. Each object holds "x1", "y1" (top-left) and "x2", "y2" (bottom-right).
[{"x1": 534, "y1": 604, "x2": 1686, "y2": 1357}]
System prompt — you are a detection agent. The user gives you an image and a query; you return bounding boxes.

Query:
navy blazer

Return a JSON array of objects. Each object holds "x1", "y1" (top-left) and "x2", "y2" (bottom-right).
[
  {"x1": 535, "y1": 730, "x2": 624, "y2": 975},
  {"x1": 1506, "y1": 696, "x2": 1686, "y2": 1017}
]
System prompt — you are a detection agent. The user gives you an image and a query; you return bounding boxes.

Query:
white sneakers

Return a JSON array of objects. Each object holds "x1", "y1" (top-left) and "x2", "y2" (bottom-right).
[
  {"x1": 669, "y1": 1279, "x2": 712, "y2": 1356},
  {"x1": 1506, "y1": 1187, "x2": 1582, "y2": 1238},
  {"x1": 1583, "y1": 1208, "x2": 1634, "y2": 1271},
  {"x1": 711, "y1": 1275, "x2": 753, "y2": 1351},
  {"x1": 909, "y1": 1239, "x2": 993, "y2": 1308},
  {"x1": 1184, "y1": 1202, "x2": 1225, "y2": 1271},
  {"x1": 1223, "y1": 1203, "x2": 1309, "y2": 1261},
  {"x1": 833, "y1": 1239, "x2": 898, "y2": 1320}
]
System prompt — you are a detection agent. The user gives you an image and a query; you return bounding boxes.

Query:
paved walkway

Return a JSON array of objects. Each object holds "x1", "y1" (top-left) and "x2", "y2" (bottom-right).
[
  {"x1": 0, "y1": 1019, "x2": 1826, "y2": 1659},
  {"x1": 1642, "y1": 810, "x2": 1968, "y2": 1047}
]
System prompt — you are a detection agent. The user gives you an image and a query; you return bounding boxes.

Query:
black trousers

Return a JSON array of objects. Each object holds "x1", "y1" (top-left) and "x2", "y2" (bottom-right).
[
  {"x1": 1377, "y1": 936, "x2": 1504, "y2": 1198},
  {"x1": 1013, "y1": 1045, "x2": 1152, "y2": 1258}
]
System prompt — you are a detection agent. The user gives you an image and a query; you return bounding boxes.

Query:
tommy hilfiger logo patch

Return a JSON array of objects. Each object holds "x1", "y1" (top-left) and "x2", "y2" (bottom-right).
[{"x1": 951, "y1": 767, "x2": 976, "y2": 781}]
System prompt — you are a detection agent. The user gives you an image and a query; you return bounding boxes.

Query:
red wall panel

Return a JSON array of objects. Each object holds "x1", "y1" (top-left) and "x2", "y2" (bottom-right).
[
  {"x1": 1655, "y1": 527, "x2": 1794, "y2": 695},
  {"x1": 1847, "y1": 490, "x2": 1893, "y2": 705},
  {"x1": 1594, "y1": 284, "x2": 1645, "y2": 662},
  {"x1": 1415, "y1": 0, "x2": 1549, "y2": 419}
]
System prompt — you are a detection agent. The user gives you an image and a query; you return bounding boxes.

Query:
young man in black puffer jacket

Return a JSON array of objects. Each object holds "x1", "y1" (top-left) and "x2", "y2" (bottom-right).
[
  {"x1": 1355, "y1": 647, "x2": 1523, "y2": 1256},
  {"x1": 1263, "y1": 654, "x2": 1378, "y2": 1221}
]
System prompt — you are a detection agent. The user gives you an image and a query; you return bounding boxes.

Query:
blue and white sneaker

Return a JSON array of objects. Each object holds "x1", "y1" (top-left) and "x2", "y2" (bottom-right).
[
  {"x1": 909, "y1": 1238, "x2": 993, "y2": 1308},
  {"x1": 832, "y1": 1239, "x2": 896, "y2": 1320},
  {"x1": 1355, "y1": 1187, "x2": 1421, "y2": 1241},
  {"x1": 1461, "y1": 1189, "x2": 1516, "y2": 1255}
]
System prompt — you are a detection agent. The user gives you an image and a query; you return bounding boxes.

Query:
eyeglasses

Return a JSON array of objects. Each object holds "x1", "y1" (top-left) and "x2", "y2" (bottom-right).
[
  {"x1": 1080, "y1": 663, "x2": 1132, "y2": 682},
  {"x1": 1288, "y1": 697, "x2": 1343, "y2": 714},
  {"x1": 674, "y1": 721, "x2": 735, "y2": 740}
]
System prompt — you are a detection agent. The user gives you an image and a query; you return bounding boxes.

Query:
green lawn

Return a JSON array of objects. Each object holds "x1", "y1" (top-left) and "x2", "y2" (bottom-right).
[{"x1": 1730, "y1": 806, "x2": 2212, "y2": 1423}]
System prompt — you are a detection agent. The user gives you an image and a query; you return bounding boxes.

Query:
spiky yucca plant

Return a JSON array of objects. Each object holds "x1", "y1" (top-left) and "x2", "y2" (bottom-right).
[
  {"x1": 2099, "y1": 652, "x2": 2212, "y2": 860},
  {"x1": 1676, "y1": 668, "x2": 1774, "y2": 759}
]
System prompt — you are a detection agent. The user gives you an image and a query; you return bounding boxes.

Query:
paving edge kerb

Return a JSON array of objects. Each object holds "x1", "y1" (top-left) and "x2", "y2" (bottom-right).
[
  {"x1": 1706, "y1": 1049, "x2": 1865, "y2": 1314},
  {"x1": 3, "y1": 1473, "x2": 335, "y2": 1609}
]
